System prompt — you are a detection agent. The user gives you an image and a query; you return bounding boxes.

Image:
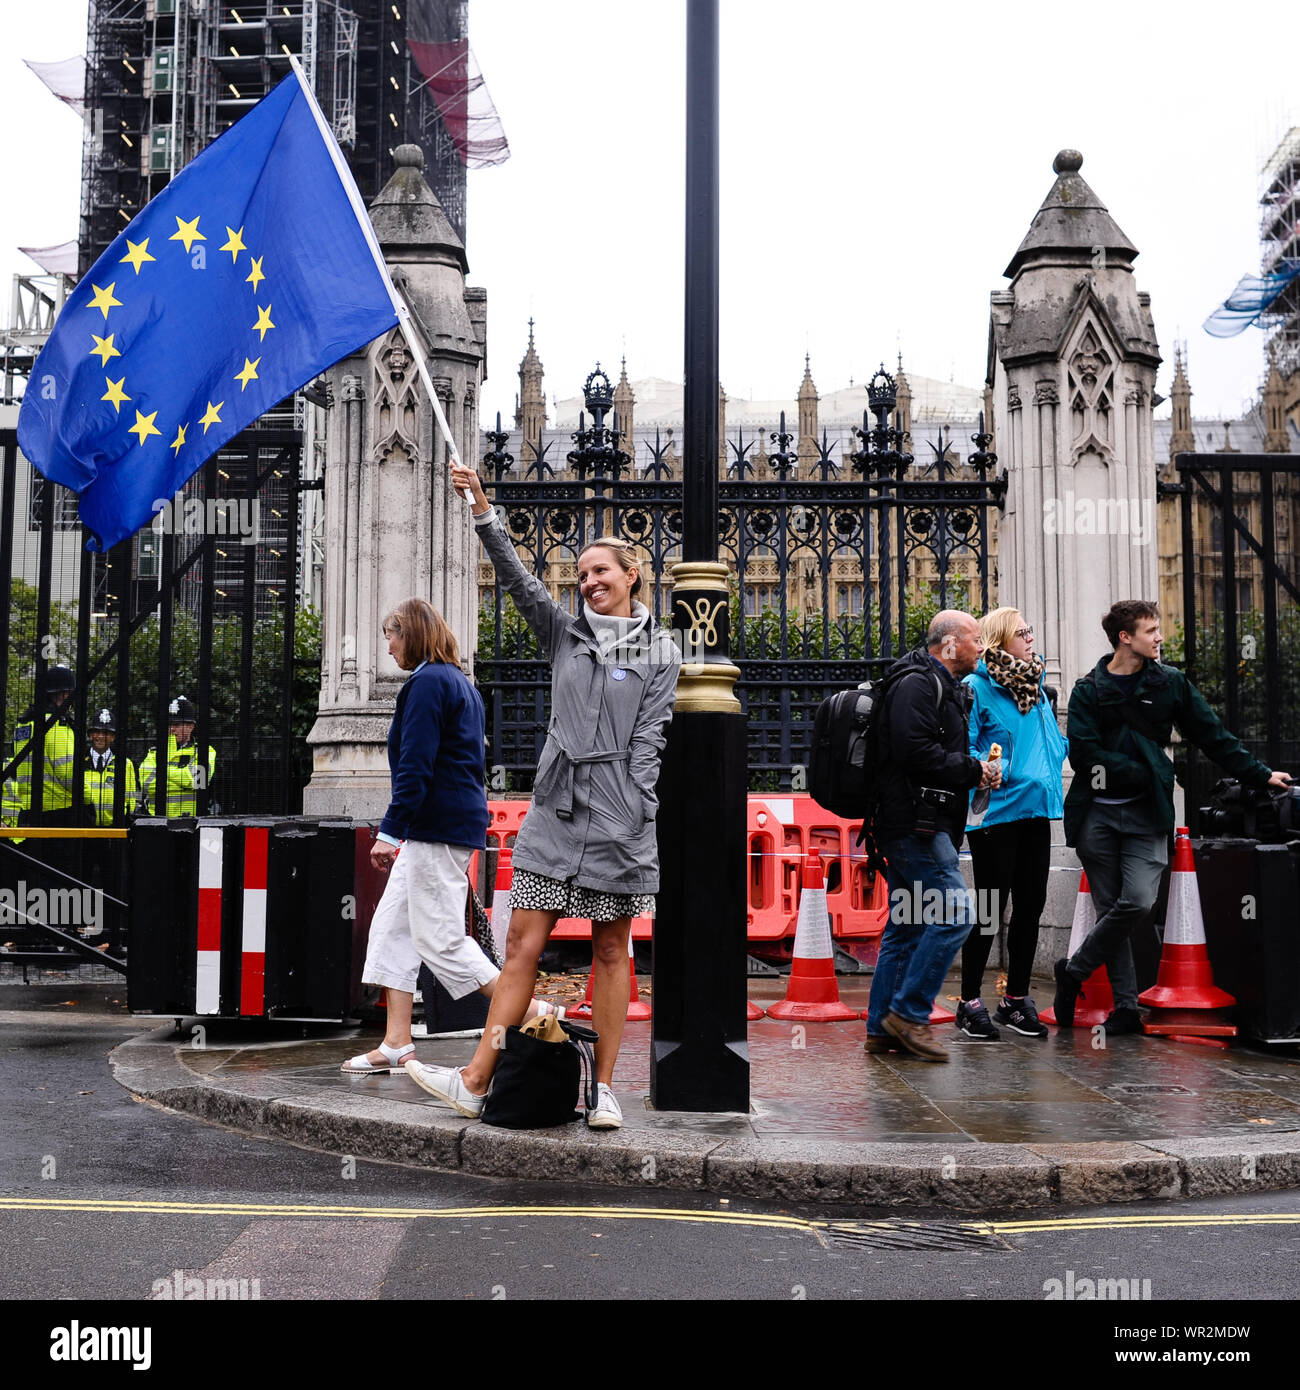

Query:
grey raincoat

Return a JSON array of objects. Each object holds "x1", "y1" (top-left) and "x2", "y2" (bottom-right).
[{"x1": 474, "y1": 511, "x2": 681, "y2": 894}]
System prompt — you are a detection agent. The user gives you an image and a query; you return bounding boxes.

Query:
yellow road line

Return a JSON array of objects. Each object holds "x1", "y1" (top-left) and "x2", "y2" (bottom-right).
[
  {"x1": 0, "y1": 1197, "x2": 822, "y2": 1231},
  {"x1": 985, "y1": 1212, "x2": 1300, "y2": 1234},
  {"x1": 2, "y1": 1197, "x2": 1298, "y2": 1238}
]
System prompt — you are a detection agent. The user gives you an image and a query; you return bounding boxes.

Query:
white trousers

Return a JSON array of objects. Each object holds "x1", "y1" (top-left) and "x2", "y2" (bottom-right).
[{"x1": 361, "y1": 841, "x2": 500, "y2": 1000}]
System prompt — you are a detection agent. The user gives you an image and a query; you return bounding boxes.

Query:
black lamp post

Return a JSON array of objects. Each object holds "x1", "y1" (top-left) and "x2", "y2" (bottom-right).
[{"x1": 650, "y1": 0, "x2": 749, "y2": 1113}]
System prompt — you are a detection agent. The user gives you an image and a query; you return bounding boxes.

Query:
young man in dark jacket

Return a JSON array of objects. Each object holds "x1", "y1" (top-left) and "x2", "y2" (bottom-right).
[
  {"x1": 865, "y1": 611, "x2": 1002, "y2": 1061},
  {"x1": 1054, "y1": 599, "x2": 1292, "y2": 1033}
]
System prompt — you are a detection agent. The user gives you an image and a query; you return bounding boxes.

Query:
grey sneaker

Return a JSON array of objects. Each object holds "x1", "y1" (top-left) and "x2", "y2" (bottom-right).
[
  {"x1": 405, "y1": 1061, "x2": 485, "y2": 1118},
  {"x1": 586, "y1": 1083, "x2": 623, "y2": 1130}
]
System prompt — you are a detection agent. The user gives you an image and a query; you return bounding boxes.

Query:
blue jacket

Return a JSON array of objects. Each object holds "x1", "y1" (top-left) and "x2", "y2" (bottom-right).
[
  {"x1": 379, "y1": 661, "x2": 489, "y2": 849},
  {"x1": 963, "y1": 659, "x2": 1069, "y2": 830}
]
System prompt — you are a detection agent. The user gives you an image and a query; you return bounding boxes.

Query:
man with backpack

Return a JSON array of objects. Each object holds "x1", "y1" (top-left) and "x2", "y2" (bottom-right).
[
  {"x1": 1053, "y1": 599, "x2": 1292, "y2": 1032},
  {"x1": 863, "y1": 612, "x2": 1002, "y2": 1061}
]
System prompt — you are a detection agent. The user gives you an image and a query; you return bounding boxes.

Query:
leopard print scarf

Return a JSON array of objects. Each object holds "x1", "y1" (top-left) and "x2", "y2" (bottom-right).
[{"x1": 983, "y1": 646, "x2": 1045, "y2": 714}]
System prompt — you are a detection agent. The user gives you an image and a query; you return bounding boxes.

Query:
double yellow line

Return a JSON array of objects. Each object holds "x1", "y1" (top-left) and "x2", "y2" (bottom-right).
[{"x1": 2, "y1": 1195, "x2": 1298, "y2": 1238}]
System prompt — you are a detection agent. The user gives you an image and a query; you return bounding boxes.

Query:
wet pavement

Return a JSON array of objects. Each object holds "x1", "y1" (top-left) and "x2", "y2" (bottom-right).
[{"x1": 107, "y1": 971, "x2": 1300, "y2": 1209}]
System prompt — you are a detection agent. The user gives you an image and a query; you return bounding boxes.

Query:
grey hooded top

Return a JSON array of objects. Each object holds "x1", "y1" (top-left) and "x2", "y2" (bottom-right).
[{"x1": 474, "y1": 510, "x2": 681, "y2": 894}]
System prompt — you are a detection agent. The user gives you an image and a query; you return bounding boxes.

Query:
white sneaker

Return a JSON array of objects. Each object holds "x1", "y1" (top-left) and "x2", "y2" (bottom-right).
[
  {"x1": 586, "y1": 1083, "x2": 622, "y2": 1130},
  {"x1": 405, "y1": 1061, "x2": 485, "y2": 1118}
]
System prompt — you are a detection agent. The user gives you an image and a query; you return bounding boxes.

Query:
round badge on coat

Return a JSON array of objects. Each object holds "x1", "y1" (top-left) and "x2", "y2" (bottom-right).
[{"x1": 610, "y1": 668, "x2": 628, "y2": 681}]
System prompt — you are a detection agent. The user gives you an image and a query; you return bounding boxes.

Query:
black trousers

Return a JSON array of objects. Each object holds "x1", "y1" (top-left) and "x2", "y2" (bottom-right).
[{"x1": 962, "y1": 816, "x2": 1052, "y2": 1000}]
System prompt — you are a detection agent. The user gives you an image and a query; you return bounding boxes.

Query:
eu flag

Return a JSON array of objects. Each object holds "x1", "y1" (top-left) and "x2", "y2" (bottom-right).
[{"x1": 17, "y1": 70, "x2": 400, "y2": 551}]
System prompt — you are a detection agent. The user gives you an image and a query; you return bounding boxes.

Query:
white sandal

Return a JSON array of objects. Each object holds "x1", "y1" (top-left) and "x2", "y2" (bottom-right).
[{"x1": 340, "y1": 1041, "x2": 415, "y2": 1074}]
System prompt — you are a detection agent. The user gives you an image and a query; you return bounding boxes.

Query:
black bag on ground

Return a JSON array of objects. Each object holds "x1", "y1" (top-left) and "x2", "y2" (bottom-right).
[{"x1": 481, "y1": 1017, "x2": 598, "y2": 1129}]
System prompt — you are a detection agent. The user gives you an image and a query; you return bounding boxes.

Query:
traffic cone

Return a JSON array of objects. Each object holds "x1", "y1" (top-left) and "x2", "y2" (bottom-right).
[
  {"x1": 489, "y1": 845, "x2": 513, "y2": 962},
  {"x1": 748, "y1": 999, "x2": 766, "y2": 1019},
  {"x1": 570, "y1": 930, "x2": 652, "y2": 1021},
  {"x1": 1040, "y1": 871, "x2": 1114, "y2": 1027},
  {"x1": 766, "y1": 851, "x2": 863, "y2": 1021},
  {"x1": 1140, "y1": 828, "x2": 1237, "y2": 1040}
]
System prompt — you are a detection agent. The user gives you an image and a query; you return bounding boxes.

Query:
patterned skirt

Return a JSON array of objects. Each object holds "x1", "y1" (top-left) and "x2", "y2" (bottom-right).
[{"x1": 509, "y1": 868, "x2": 655, "y2": 922}]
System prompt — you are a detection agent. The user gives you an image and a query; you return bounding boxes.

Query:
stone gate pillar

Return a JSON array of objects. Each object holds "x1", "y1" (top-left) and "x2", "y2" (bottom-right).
[
  {"x1": 987, "y1": 150, "x2": 1161, "y2": 700},
  {"x1": 303, "y1": 146, "x2": 486, "y2": 816}
]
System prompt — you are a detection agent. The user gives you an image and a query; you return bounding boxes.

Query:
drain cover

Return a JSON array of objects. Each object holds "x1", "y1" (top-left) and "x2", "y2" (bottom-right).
[
  {"x1": 1109, "y1": 1083, "x2": 1196, "y2": 1095},
  {"x1": 823, "y1": 1219, "x2": 1012, "y2": 1252}
]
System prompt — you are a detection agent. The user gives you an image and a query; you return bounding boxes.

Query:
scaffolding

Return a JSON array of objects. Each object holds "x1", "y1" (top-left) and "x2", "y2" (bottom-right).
[
  {"x1": 78, "y1": 1, "x2": 474, "y2": 277},
  {"x1": 1261, "y1": 127, "x2": 1300, "y2": 377}
]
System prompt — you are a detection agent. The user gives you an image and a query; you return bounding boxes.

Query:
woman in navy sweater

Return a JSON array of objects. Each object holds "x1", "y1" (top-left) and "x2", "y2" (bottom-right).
[{"x1": 342, "y1": 599, "x2": 554, "y2": 1074}]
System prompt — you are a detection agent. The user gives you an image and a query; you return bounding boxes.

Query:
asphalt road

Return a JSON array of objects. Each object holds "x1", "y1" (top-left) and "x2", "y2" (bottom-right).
[{"x1": 2, "y1": 982, "x2": 1297, "y2": 1354}]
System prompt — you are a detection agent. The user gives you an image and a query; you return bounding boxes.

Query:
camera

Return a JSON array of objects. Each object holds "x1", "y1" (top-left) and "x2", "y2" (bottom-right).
[{"x1": 1198, "y1": 778, "x2": 1300, "y2": 843}]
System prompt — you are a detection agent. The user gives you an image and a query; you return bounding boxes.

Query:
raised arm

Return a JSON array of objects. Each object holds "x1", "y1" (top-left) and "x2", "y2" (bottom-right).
[{"x1": 451, "y1": 462, "x2": 569, "y2": 658}]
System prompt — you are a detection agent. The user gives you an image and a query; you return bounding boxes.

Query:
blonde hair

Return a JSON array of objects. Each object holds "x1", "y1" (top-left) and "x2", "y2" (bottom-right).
[
  {"x1": 382, "y1": 598, "x2": 460, "y2": 670},
  {"x1": 979, "y1": 606, "x2": 1025, "y2": 654},
  {"x1": 578, "y1": 536, "x2": 644, "y2": 598}
]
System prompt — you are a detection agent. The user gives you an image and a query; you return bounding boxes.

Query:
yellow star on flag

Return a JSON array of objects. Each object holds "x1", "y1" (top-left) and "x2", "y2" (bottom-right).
[
  {"x1": 245, "y1": 255, "x2": 265, "y2": 292},
  {"x1": 220, "y1": 226, "x2": 246, "y2": 263},
  {"x1": 234, "y1": 356, "x2": 261, "y2": 391},
  {"x1": 169, "y1": 216, "x2": 206, "y2": 252},
  {"x1": 170, "y1": 424, "x2": 188, "y2": 456},
  {"x1": 252, "y1": 304, "x2": 275, "y2": 342},
  {"x1": 200, "y1": 401, "x2": 224, "y2": 434},
  {"x1": 87, "y1": 283, "x2": 122, "y2": 319},
  {"x1": 119, "y1": 238, "x2": 155, "y2": 274},
  {"x1": 90, "y1": 333, "x2": 120, "y2": 366},
  {"x1": 101, "y1": 377, "x2": 130, "y2": 413},
  {"x1": 128, "y1": 409, "x2": 162, "y2": 447}
]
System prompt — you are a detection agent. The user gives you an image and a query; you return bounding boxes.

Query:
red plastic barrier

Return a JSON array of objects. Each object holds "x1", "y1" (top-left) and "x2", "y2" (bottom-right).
[
  {"x1": 754, "y1": 795, "x2": 889, "y2": 941},
  {"x1": 484, "y1": 794, "x2": 887, "y2": 947}
]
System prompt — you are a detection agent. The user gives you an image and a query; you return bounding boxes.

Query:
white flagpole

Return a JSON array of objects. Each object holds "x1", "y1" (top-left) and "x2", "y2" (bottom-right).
[{"x1": 289, "y1": 57, "x2": 472, "y2": 504}]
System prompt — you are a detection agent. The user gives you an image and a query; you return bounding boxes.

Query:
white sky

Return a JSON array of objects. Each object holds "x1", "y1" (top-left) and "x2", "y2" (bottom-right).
[{"x1": 5, "y1": 0, "x2": 1299, "y2": 425}]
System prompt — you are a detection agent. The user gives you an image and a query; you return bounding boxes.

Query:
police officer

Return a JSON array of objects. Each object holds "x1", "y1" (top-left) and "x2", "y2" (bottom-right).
[
  {"x1": 1, "y1": 664, "x2": 80, "y2": 832},
  {"x1": 83, "y1": 708, "x2": 138, "y2": 827},
  {"x1": 137, "y1": 696, "x2": 216, "y2": 818}
]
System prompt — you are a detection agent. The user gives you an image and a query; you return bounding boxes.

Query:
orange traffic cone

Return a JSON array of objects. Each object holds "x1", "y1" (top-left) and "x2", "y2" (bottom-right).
[
  {"x1": 1040, "y1": 871, "x2": 1114, "y2": 1027},
  {"x1": 489, "y1": 844, "x2": 513, "y2": 962},
  {"x1": 1140, "y1": 828, "x2": 1237, "y2": 1040},
  {"x1": 766, "y1": 851, "x2": 863, "y2": 1021},
  {"x1": 570, "y1": 930, "x2": 652, "y2": 1021},
  {"x1": 748, "y1": 1000, "x2": 766, "y2": 1020}
]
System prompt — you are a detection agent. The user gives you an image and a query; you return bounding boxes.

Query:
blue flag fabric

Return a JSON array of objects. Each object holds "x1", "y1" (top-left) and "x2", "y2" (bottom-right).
[{"x1": 18, "y1": 72, "x2": 399, "y2": 551}]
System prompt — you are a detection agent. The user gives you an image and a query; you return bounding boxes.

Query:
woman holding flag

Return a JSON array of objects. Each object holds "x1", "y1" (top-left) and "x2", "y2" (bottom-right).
[{"x1": 404, "y1": 464, "x2": 680, "y2": 1130}]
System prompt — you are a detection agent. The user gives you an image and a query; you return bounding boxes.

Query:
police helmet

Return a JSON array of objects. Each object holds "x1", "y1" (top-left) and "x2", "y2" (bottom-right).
[
  {"x1": 168, "y1": 696, "x2": 197, "y2": 722},
  {"x1": 46, "y1": 665, "x2": 76, "y2": 693},
  {"x1": 89, "y1": 708, "x2": 117, "y2": 733}
]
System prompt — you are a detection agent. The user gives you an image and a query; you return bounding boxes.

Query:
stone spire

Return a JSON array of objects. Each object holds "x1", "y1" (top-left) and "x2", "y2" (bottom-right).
[
  {"x1": 894, "y1": 352, "x2": 912, "y2": 441},
  {"x1": 305, "y1": 143, "x2": 486, "y2": 815},
  {"x1": 613, "y1": 355, "x2": 636, "y2": 467},
  {"x1": 1003, "y1": 148, "x2": 1139, "y2": 282},
  {"x1": 1264, "y1": 351, "x2": 1290, "y2": 452},
  {"x1": 987, "y1": 149, "x2": 1160, "y2": 700},
  {"x1": 1169, "y1": 342, "x2": 1194, "y2": 459},
  {"x1": 515, "y1": 318, "x2": 546, "y2": 458},
  {"x1": 797, "y1": 354, "x2": 819, "y2": 469}
]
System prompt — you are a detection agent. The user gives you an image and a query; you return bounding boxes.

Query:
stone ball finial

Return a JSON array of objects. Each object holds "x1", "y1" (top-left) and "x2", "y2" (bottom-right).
[
  {"x1": 1053, "y1": 149, "x2": 1083, "y2": 175},
  {"x1": 394, "y1": 144, "x2": 426, "y2": 171}
]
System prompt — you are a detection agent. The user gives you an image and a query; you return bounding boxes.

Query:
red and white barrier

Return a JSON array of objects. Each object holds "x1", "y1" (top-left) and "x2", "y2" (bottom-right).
[
  {"x1": 196, "y1": 826, "x2": 224, "y2": 1014},
  {"x1": 239, "y1": 827, "x2": 268, "y2": 1017}
]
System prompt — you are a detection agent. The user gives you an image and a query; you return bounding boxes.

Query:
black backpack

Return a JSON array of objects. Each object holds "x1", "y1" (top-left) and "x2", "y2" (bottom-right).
[{"x1": 808, "y1": 666, "x2": 943, "y2": 819}]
